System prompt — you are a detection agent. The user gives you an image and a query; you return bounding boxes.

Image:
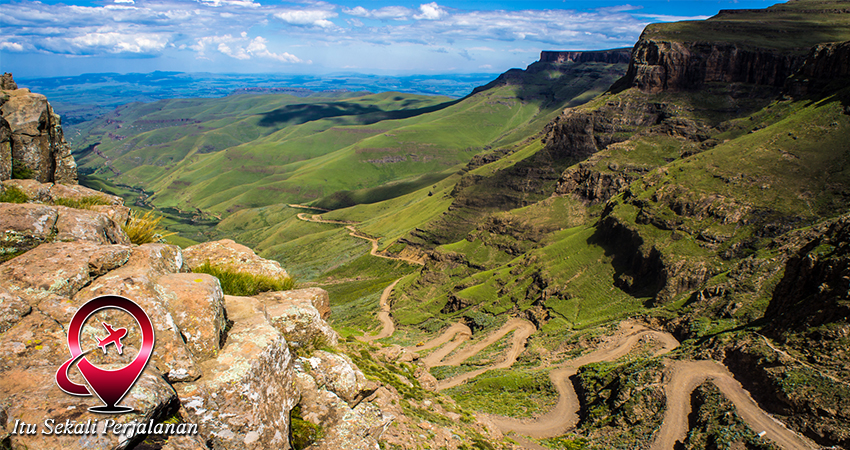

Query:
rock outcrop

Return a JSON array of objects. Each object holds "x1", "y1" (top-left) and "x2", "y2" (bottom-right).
[
  {"x1": 0, "y1": 73, "x2": 77, "y2": 184},
  {"x1": 785, "y1": 40, "x2": 850, "y2": 96},
  {"x1": 617, "y1": 39, "x2": 804, "y2": 94},
  {"x1": 540, "y1": 48, "x2": 632, "y2": 64},
  {"x1": 0, "y1": 175, "x2": 390, "y2": 449}
]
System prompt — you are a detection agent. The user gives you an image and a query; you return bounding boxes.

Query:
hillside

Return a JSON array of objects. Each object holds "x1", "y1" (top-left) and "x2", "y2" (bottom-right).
[
  {"x1": 207, "y1": 1, "x2": 850, "y2": 448},
  {"x1": 24, "y1": 0, "x2": 850, "y2": 447},
  {"x1": 73, "y1": 57, "x2": 628, "y2": 218}
]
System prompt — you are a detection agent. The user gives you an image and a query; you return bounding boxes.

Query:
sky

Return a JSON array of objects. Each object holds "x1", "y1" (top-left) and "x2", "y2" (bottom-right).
[{"x1": 1, "y1": 0, "x2": 785, "y2": 78}]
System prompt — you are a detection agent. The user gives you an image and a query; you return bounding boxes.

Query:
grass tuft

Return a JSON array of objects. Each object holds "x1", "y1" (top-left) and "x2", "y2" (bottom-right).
[
  {"x1": 122, "y1": 209, "x2": 176, "y2": 245},
  {"x1": 290, "y1": 405, "x2": 323, "y2": 450},
  {"x1": 0, "y1": 185, "x2": 29, "y2": 204},
  {"x1": 193, "y1": 261, "x2": 295, "y2": 296},
  {"x1": 52, "y1": 196, "x2": 111, "y2": 209},
  {"x1": 10, "y1": 159, "x2": 33, "y2": 180}
]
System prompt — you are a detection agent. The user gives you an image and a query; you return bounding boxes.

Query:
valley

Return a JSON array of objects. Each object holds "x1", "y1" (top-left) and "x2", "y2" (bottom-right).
[{"x1": 13, "y1": 0, "x2": 848, "y2": 448}]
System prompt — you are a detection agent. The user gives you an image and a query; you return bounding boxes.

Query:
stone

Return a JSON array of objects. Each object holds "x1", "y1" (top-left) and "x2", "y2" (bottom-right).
[
  {"x1": 0, "y1": 116, "x2": 10, "y2": 181},
  {"x1": 155, "y1": 273, "x2": 226, "y2": 361},
  {"x1": 90, "y1": 204, "x2": 131, "y2": 227},
  {"x1": 259, "y1": 289, "x2": 339, "y2": 350},
  {"x1": 183, "y1": 239, "x2": 289, "y2": 279},
  {"x1": 0, "y1": 87, "x2": 77, "y2": 184},
  {"x1": 0, "y1": 287, "x2": 30, "y2": 334},
  {"x1": 0, "y1": 311, "x2": 178, "y2": 450},
  {"x1": 76, "y1": 244, "x2": 200, "y2": 382},
  {"x1": 54, "y1": 205, "x2": 130, "y2": 245},
  {"x1": 0, "y1": 202, "x2": 58, "y2": 238},
  {"x1": 0, "y1": 241, "x2": 132, "y2": 307},
  {"x1": 48, "y1": 182, "x2": 122, "y2": 205},
  {"x1": 0, "y1": 73, "x2": 16, "y2": 90},
  {"x1": 301, "y1": 351, "x2": 369, "y2": 404},
  {"x1": 1, "y1": 179, "x2": 52, "y2": 201},
  {"x1": 178, "y1": 295, "x2": 296, "y2": 450}
]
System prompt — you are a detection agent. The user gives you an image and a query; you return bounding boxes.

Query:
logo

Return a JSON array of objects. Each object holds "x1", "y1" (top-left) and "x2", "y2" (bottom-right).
[{"x1": 55, "y1": 295, "x2": 155, "y2": 414}]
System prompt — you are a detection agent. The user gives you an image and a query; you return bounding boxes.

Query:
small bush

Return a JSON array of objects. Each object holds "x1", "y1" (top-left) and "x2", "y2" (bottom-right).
[
  {"x1": 0, "y1": 185, "x2": 29, "y2": 203},
  {"x1": 11, "y1": 159, "x2": 33, "y2": 179},
  {"x1": 122, "y1": 210, "x2": 175, "y2": 245},
  {"x1": 52, "y1": 196, "x2": 111, "y2": 209},
  {"x1": 193, "y1": 261, "x2": 295, "y2": 296},
  {"x1": 290, "y1": 405, "x2": 323, "y2": 450}
]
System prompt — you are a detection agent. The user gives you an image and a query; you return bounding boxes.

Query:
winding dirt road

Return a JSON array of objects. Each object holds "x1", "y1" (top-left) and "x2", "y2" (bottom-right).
[
  {"x1": 433, "y1": 318, "x2": 537, "y2": 391},
  {"x1": 652, "y1": 360, "x2": 816, "y2": 450},
  {"x1": 290, "y1": 202, "x2": 814, "y2": 449},
  {"x1": 357, "y1": 279, "x2": 400, "y2": 342},
  {"x1": 489, "y1": 323, "x2": 678, "y2": 439}
]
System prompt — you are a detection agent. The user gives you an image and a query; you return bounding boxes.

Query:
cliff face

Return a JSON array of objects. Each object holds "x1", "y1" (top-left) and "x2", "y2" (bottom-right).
[
  {"x1": 785, "y1": 40, "x2": 850, "y2": 95},
  {"x1": 540, "y1": 49, "x2": 632, "y2": 65},
  {"x1": 0, "y1": 73, "x2": 77, "y2": 184},
  {"x1": 618, "y1": 39, "x2": 804, "y2": 93}
]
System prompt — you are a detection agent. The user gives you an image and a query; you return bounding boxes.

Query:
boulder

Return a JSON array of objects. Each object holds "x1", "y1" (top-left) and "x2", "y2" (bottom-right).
[
  {"x1": 0, "y1": 241, "x2": 132, "y2": 307},
  {"x1": 0, "y1": 203, "x2": 58, "y2": 256},
  {"x1": 0, "y1": 201, "x2": 130, "y2": 258},
  {"x1": 301, "y1": 351, "x2": 369, "y2": 404},
  {"x1": 0, "y1": 86, "x2": 77, "y2": 184},
  {"x1": 155, "y1": 273, "x2": 227, "y2": 361},
  {"x1": 76, "y1": 244, "x2": 200, "y2": 382},
  {"x1": 182, "y1": 239, "x2": 289, "y2": 279},
  {"x1": 178, "y1": 295, "x2": 296, "y2": 450},
  {"x1": 54, "y1": 206, "x2": 130, "y2": 245},
  {"x1": 0, "y1": 311, "x2": 178, "y2": 450},
  {"x1": 259, "y1": 290, "x2": 339, "y2": 350}
]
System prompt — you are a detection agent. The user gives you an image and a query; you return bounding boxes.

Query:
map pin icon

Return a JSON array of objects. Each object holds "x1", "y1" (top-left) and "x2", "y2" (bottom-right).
[{"x1": 56, "y1": 295, "x2": 155, "y2": 414}]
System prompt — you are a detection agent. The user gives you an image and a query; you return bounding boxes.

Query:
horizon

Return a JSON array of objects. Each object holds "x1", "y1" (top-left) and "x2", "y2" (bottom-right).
[{"x1": 1, "y1": 0, "x2": 786, "y2": 79}]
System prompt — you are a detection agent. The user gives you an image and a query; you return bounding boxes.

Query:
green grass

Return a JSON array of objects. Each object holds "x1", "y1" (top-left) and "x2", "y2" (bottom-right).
[
  {"x1": 444, "y1": 368, "x2": 558, "y2": 418},
  {"x1": 192, "y1": 261, "x2": 295, "y2": 296},
  {"x1": 122, "y1": 209, "x2": 176, "y2": 245},
  {"x1": 52, "y1": 196, "x2": 111, "y2": 209},
  {"x1": 0, "y1": 185, "x2": 29, "y2": 203},
  {"x1": 290, "y1": 405, "x2": 323, "y2": 450}
]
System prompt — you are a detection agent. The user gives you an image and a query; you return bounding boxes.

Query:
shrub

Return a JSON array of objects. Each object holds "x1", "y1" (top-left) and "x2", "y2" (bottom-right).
[
  {"x1": 0, "y1": 185, "x2": 29, "y2": 203},
  {"x1": 193, "y1": 261, "x2": 295, "y2": 296},
  {"x1": 11, "y1": 159, "x2": 33, "y2": 179},
  {"x1": 290, "y1": 405, "x2": 323, "y2": 450},
  {"x1": 122, "y1": 210, "x2": 175, "y2": 245}
]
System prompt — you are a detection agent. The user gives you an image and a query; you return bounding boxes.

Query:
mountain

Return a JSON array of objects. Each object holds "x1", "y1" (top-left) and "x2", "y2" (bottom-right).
[
  {"x1": 208, "y1": 1, "x2": 850, "y2": 448},
  {"x1": 8, "y1": 0, "x2": 850, "y2": 447}
]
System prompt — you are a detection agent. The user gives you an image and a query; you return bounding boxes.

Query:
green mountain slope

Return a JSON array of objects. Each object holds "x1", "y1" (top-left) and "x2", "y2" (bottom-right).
[
  {"x1": 222, "y1": 2, "x2": 850, "y2": 448},
  {"x1": 76, "y1": 59, "x2": 627, "y2": 215}
]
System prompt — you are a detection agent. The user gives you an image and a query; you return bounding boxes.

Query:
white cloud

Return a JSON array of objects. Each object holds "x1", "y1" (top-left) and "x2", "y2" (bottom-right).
[
  {"x1": 0, "y1": 42, "x2": 25, "y2": 52},
  {"x1": 114, "y1": 0, "x2": 135, "y2": 4},
  {"x1": 274, "y1": 10, "x2": 337, "y2": 27},
  {"x1": 192, "y1": 34, "x2": 305, "y2": 63},
  {"x1": 64, "y1": 31, "x2": 168, "y2": 54},
  {"x1": 414, "y1": 2, "x2": 448, "y2": 20},
  {"x1": 344, "y1": 5, "x2": 412, "y2": 20}
]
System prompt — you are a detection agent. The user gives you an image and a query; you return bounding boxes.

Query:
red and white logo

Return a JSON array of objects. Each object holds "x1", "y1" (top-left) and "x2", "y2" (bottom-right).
[{"x1": 55, "y1": 295, "x2": 155, "y2": 414}]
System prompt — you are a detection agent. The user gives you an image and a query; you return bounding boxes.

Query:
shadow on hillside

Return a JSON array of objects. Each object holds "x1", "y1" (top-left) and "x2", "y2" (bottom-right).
[{"x1": 257, "y1": 99, "x2": 461, "y2": 128}]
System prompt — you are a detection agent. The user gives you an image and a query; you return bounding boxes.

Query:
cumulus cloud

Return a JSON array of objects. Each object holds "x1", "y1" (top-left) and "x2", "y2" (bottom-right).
[
  {"x1": 414, "y1": 2, "x2": 448, "y2": 20},
  {"x1": 0, "y1": 42, "x2": 25, "y2": 52},
  {"x1": 343, "y1": 5, "x2": 412, "y2": 20},
  {"x1": 192, "y1": 33, "x2": 305, "y2": 62},
  {"x1": 274, "y1": 9, "x2": 337, "y2": 27},
  {"x1": 0, "y1": 0, "x2": 700, "y2": 72}
]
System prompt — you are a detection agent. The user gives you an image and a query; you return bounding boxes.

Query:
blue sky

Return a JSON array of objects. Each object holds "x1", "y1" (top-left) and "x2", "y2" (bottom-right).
[{"x1": 1, "y1": 0, "x2": 785, "y2": 78}]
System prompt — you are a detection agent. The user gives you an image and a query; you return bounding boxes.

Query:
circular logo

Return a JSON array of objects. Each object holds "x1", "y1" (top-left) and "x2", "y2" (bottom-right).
[{"x1": 55, "y1": 295, "x2": 155, "y2": 414}]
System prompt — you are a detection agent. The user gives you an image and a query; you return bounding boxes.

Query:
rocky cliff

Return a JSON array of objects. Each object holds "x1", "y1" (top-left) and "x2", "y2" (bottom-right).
[
  {"x1": 539, "y1": 49, "x2": 631, "y2": 65},
  {"x1": 616, "y1": 39, "x2": 804, "y2": 93},
  {"x1": 0, "y1": 73, "x2": 77, "y2": 184}
]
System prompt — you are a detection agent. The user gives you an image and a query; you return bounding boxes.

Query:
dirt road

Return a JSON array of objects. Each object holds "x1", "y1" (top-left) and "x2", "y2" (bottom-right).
[
  {"x1": 489, "y1": 323, "x2": 679, "y2": 439},
  {"x1": 433, "y1": 318, "x2": 536, "y2": 391},
  {"x1": 356, "y1": 279, "x2": 400, "y2": 342},
  {"x1": 345, "y1": 226, "x2": 425, "y2": 266},
  {"x1": 651, "y1": 360, "x2": 816, "y2": 450}
]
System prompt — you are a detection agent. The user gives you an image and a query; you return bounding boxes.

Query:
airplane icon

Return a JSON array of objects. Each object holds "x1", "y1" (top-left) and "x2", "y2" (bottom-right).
[{"x1": 96, "y1": 322, "x2": 128, "y2": 355}]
